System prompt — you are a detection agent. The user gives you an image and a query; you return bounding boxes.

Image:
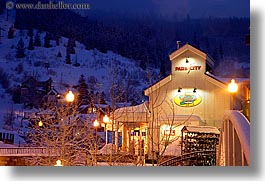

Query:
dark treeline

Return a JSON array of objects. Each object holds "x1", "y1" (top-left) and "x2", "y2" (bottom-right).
[{"x1": 13, "y1": 0, "x2": 250, "y2": 75}]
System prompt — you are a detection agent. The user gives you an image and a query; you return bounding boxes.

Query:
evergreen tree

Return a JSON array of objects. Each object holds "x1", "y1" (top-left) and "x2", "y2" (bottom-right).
[
  {"x1": 8, "y1": 25, "x2": 15, "y2": 39},
  {"x1": 159, "y1": 62, "x2": 166, "y2": 78},
  {"x1": 34, "y1": 33, "x2": 41, "y2": 47},
  {"x1": 140, "y1": 59, "x2": 146, "y2": 71},
  {"x1": 16, "y1": 38, "x2": 26, "y2": 58},
  {"x1": 205, "y1": 37, "x2": 210, "y2": 51},
  {"x1": 193, "y1": 32, "x2": 200, "y2": 49},
  {"x1": 57, "y1": 51, "x2": 62, "y2": 58},
  {"x1": 77, "y1": 74, "x2": 89, "y2": 106},
  {"x1": 28, "y1": 35, "x2": 34, "y2": 50},
  {"x1": 27, "y1": 28, "x2": 33, "y2": 37},
  {"x1": 219, "y1": 42, "x2": 224, "y2": 60},
  {"x1": 65, "y1": 53, "x2": 71, "y2": 64},
  {"x1": 3, "y1": 110, "x2": 15, "y2": 130},
  {"x1": 99, "y1": 91, "x2": 106, "y2": 104},
  {"x1": 44, "y1": 33, "x2": 51, "y2": 48},
  {"x1": 66, "y1": 38, "x2": 76, "y2": 54},
  {"x1": 55, "y1": 35, "x2": 61, "y2": 46}
]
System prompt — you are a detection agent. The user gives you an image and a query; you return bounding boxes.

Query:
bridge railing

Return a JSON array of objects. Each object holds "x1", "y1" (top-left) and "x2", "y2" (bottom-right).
[
  {"x1": 158, "y1": 150, "x2": 217, "y2": 166},
  {"x1": 0, "y1": 147, "x2": 59, "y2": 156},
  {"x1": 217, "y1": 110, "x2": 250, "y2": 166}
]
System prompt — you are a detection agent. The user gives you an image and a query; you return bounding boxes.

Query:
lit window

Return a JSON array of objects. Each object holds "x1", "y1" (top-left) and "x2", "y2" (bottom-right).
[{"x1": 164, "y1": 130, "x2": 175, "y2": 136}]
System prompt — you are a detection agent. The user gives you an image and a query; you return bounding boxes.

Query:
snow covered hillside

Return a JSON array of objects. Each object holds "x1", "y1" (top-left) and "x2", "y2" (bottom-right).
[{"x1": 0, "y1": 10, "x2": 157, "y2": 130}]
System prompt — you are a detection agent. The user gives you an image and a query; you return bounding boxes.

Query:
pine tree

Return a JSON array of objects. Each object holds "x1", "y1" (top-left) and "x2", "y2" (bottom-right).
[
  {"x1": 66, "y1": 38, "x2": 76, "y2": 54},
  {"x1": 27, "y1": 28, "x2": 33, "y2": 37},
  {"x1": 7, "y1": 25, "x2": 14, "y2": 39},
  {"x1": 140, "y1": 59, "x2": 146, "y2": 71},
  {"x1": 77, "y1": 74, "x2": 89, "y2": 105},
  {"x1": 55, "y1": 35, "x2": 60, "y2": 46},
  {"x1": 57, "y1": 51, "x2": 62, "y2": 58},
  {"x1": 65, "y1": 53, "x2": 71, "y2": 64},
  {"x1": 44, "y1": 33, "x2": 51, "y2": 48},
  {"x1": 16, "y1": 38, "x2": 26, "y2": 58},
  {"x1": 159, "y1": 62, "x2": 166, "y2": 78},
  {"x1": 34, "y1": 33, "x2": 41, "y2": 47},
  {"x1": 219, "y1": 42, "x2": 224, "y2": 60},
  {"x1": 28, "y1": 35, "x2": 34, "y2": 50},
  {"x1": 99, "y1": 91, "x2": 106, "y2": 104}
]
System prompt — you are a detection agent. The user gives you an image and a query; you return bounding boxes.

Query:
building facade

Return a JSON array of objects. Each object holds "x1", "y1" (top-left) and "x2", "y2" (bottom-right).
[{"x1": 113, "y1": 44, "x2": 247, "y2": 160}]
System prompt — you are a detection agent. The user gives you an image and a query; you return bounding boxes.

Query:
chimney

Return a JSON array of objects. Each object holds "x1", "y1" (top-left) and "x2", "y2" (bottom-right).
[{"x1": 176, "y1": 41, "x2": 181, "y2": 49}]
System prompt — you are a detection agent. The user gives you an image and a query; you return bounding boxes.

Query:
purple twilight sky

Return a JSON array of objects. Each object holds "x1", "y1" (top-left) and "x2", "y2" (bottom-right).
[{"x1": 85, "y1": 0, "x2": 250, "y2": 18}]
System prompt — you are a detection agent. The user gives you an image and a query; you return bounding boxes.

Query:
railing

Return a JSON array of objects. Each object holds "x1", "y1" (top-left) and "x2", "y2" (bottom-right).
[
  {"x1": 217, "y1": 110, "x2": 250, "y2": 166},
  {"x1": 0, "y1": 147, "x2": 59, "y2": 156},
  {"x1": 158, "y1": 150, "x2": 217, "y2": 166}
]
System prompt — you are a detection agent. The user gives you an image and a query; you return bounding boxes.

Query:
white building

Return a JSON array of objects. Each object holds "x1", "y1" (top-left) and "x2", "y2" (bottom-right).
[{"x1": 113, "y1": 43, "x2": 250, "y2": 160}]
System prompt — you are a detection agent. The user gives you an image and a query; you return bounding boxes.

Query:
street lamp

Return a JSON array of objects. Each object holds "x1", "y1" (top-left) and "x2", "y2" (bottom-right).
[
  {"x1": 38, "y1": 120, "x2": 43, "y2": 127},
  {"x1": 103, "y1": 115, "x2": 110, "y2": 145},
  {"x1": 66, "y1": 90, "x2": 75, "y2": 102},
  {"x1": 93, "y1": 119, "x2": 100, "y2": 165},
  {"x1": 54, "y1": 159, "x2": 63, "y2": 166},
  {"x1": 93, "y1": 119, "x2": 100, "y2": 143},
  {"x1": 93, "y1": 119, "x2": 100, "y2": 128},
  {"x1": 228, "y1": 79, "x2": 238, "y2": 110}
]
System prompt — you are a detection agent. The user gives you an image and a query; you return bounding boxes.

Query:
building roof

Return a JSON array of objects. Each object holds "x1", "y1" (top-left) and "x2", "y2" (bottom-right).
[
  {"x1": 145, "y1": 44, "x2": 219, "y2": 95},
  {"x1": 114, "y1": 102, "x2": 150, "y2": 123},
  {"x1": 144, "y1": 75, "x2": 172, "y2": 96},
  {"x1": 114, "y1": 102, "x2": 150, "y2": 114},
  {"x1": 169, "y1": 43, "x2": 215, "y2": 67},
  {"x1": 181, "y1": 125, "x2": 220, "y2": 134},
  {"x1": 169, "y1": 43, "x2": 207, "y2": 61}
]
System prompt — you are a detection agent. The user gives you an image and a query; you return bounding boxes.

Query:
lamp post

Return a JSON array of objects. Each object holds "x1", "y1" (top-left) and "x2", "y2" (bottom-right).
[
  {"x1": 59, "y1": 90, "x2": 75, "y2": 166},
  {"x1": 93, "y1": 119, "x2": 100, "y2": 145},
  {"x1": 103, "y1": 115, "x2": 110, "y2": 145},
  {"x1": 93, "y1": 119, "x2": 99, "y2": 165},
  {"x1": 228, "y1": 79, "x2": 238, "y2": 110}
]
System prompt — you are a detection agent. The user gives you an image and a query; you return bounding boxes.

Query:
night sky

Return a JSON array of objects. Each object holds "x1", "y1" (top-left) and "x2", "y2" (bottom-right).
[{"x1": 86, "y1": 0, "x2": 250, "y2": 18}]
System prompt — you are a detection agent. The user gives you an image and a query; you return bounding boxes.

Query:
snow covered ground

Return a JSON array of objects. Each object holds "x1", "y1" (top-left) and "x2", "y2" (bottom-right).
[
  {"x1": 0, "y1": 8, "x2": 155, "y2": 147},
  {"x1": 0, "y1": 12, "x2": 162, "y2": 161}
]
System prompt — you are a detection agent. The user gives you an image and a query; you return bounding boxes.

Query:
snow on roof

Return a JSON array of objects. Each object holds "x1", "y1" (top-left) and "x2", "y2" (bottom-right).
[
  {"x1": 98, "y1": 143, "x2": 118, "y2": 154},
  {"x1": 205, "y1": 71, "x2": 249, "y2": 85},
  {"x1": 0, "y1": 129, "x2": 26, "y2": 146},
  {"x1": 181, "y1": 125, "x2": 220, "y2": 134},
  {"x1": 0, "y1": 141, "x2": 17, "y2": 148},
  {"x1": 169, "y1": 43, "x2": 207, "y2": 61},
  {"x1": 114, "y1": 101, "x2": 149, "y2": 114},
  {"x1": 114, "y1": 102, "x2": 150, "y2": 123}
]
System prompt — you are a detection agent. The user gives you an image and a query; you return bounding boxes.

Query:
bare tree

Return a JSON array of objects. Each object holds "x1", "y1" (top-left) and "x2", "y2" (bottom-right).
[
  {"x1": 144, "y1": 68, "x2": 193, "y2": 165},
  {"x1": 25, "y1": 102, "x2": 100, "y2": 166}
]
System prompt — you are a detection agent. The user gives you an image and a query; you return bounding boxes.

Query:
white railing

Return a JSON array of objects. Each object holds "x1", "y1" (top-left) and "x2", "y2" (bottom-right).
[
  {"x1": 0, "y1": 147, "x2": 58, "y2": 156},
  {"x1": 218, "y1": 110, "x2": 250, "y2": 166}
]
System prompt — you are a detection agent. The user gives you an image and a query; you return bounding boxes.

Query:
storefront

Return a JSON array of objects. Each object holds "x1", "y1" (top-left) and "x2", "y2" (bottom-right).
[{"x1": 114, "y1": 43, "x2": 248, "y2": 158}]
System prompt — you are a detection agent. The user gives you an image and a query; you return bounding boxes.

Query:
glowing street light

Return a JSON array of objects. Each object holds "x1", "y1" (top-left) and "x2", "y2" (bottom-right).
[
  {"x1": 228, "y1": 79, "x2": 238, "y2": 93},
  {"x1": 103, "y1": 115, "x2": 110, "y2": 145},
  {"x1": 228, "y1": 79, "x2": 238, "y2": 110},
  {"x1": 93, "y1": 119, "x2": 100, "y2": 165},
  {"x1": 93, "y1": 119, "x2": 99, "y2": 128},
  {"x1": 54, "y1": 159, "x2": 63, "y2": 166},
  {"x1": 66, "y1": 91, "x2": 75, "y2": 102},
  {"x1": 38, "y1": 120, "x2": 43, "y2": 127},
  {"x1": 103, "y1": 115, "x2": 109, "y2": 124}
]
